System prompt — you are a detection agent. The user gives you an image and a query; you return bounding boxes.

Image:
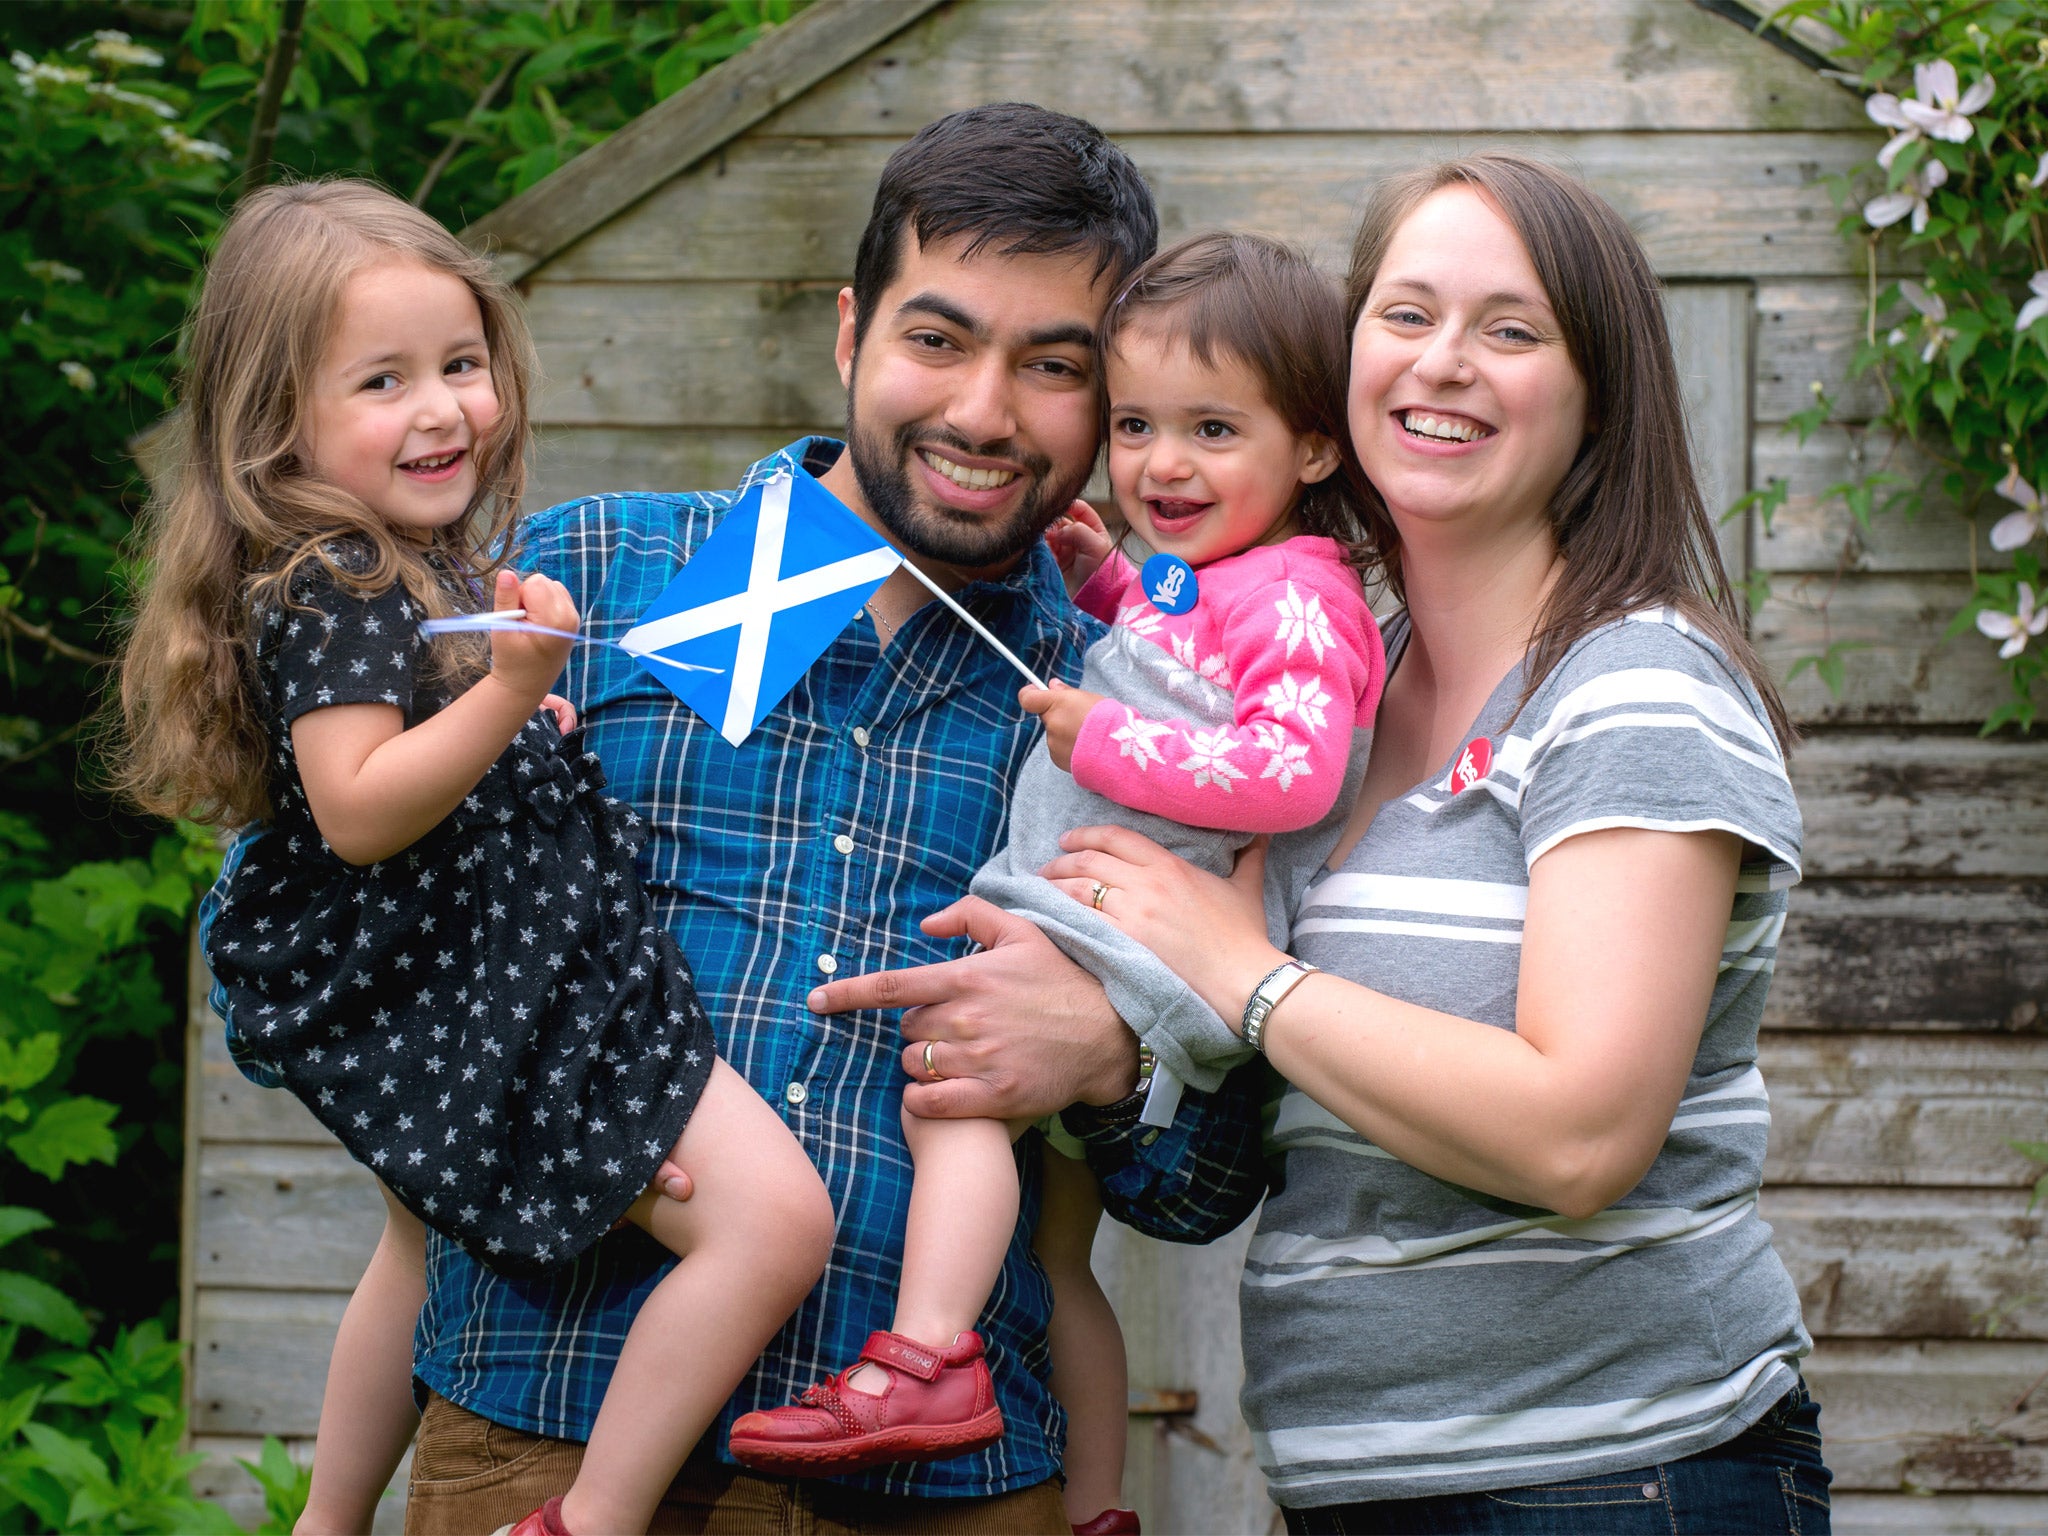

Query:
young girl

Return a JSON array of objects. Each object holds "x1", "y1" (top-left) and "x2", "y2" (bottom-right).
[
  {"x1": 114, "y1": 180, "x2": 834, "y2": 1536},
  {"x1": 730, "y1": 233, "x2": 1385, "y2": 1533}
]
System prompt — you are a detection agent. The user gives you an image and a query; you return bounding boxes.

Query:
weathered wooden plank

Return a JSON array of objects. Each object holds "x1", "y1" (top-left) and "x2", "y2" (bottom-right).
[
  {"x1": 1664, "y1": 284, "x2": 1750, "y2": 589},
  {"x1": 525, "y1": 426, "x2": 833, "y2": 517},
  {"x1": 1757, "y1": 279, "x2": 1886, "y2": 423},
  {"x1": 197, "y1": 1014, "x2": 333, "y2": 1145},
  {"x1": 1792, "y1": 735, "x2": 2048, "y2": 879},
  {"x1": 1768, "y1": 882, "x2": 2048, "y2": 1035},
  {"x1": 1762, "y1": 1187, "x2": 2048, "y2": 1342},
  {"x1": 1805, "y1": 1339, "x2": 2048, "y2": 1493},
  {"x1": 1096, "y1": 1217, "x2": 1272, "y2": 1536},
  {"x1": 1751, "y1": 428, "x2": 2007, "y2": 575},
  {"x1": 539, "y1": 129, "x2": 1886, "y2": 288},
  {"x1": 1754, "y1": 574, "x2": 2011, "y2": 726},
  {"x1": 1832, "y1": 1494, "x2": 2048, "y2": 1536},
  {"x1": 194, "y1": 1143, "x2": 384, "y2": 1293},
  {"x1": 463, "y1": 0, "x2": 945, "y2": 282},
  {"x1": 193, "y1": 1438, "x2": 408, "y2": 1535},
  {"x1": 753, "y1": 0, "x2": 1868, "y2": 138},
  {"x1": 1759, "y1": 1033, "x2": 2048, "y2": 1188},
  {"x1": 191, "y1": 1288, "x2": 347, "y2": 1437}
]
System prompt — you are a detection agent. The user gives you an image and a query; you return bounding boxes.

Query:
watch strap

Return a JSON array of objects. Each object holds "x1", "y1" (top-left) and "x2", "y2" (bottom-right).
[{"x1": 1242, "y1": 960, "x2": 1319, "y2": 1054}]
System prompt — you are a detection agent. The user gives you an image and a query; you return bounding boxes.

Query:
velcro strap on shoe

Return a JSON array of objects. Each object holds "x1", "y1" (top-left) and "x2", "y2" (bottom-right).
[{"x1": 858, "y1": 1330, "x2": 945, "y2": 1381}]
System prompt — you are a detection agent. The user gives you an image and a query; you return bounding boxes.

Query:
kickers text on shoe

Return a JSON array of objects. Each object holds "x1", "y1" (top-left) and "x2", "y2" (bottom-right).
[{"x1": 728, "y1": 1329, "x2": 1004, "y2": 1476}]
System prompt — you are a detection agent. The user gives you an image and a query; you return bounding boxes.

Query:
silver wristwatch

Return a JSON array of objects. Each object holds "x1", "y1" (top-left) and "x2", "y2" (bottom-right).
[{"x1": 1242, "y1": 960, "x2": 1319, "y2": 1054}]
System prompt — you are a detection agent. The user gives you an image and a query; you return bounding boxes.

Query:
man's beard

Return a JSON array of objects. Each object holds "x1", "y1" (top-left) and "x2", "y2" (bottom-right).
[{"x1": 845, "y1": 413, "x2": 1089, "y2": 571}]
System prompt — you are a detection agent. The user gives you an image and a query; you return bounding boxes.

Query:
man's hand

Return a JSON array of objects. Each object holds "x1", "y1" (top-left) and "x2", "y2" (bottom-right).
[
  {"x1": 807, "y1": 897, "x2": 1140, "y2": 1120},
  {"x1": 1018, "y1": 680, "x2": 1104, "y2": 772}
]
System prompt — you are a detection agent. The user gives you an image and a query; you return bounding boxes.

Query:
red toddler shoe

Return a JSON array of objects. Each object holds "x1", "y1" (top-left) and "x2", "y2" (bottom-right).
[
  {"x1": 1072, "y1": 1510, "x2": 1142, "y2": 1535},
  {"x1": 728, "y1": 1329, "x2": 1004, "y2": 1475},
  {"x1": 490, "y1": 1496, "x2": 568, "y2": 1536}
]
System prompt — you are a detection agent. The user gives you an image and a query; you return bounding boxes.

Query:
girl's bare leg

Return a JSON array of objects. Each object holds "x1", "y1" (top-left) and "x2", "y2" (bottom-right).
[
  {"x1": 843, "y1": 1109, "x2": 1020, "y2": 1397},
  {"x1": 1037, "y1": 1149, "x2": 1128, "y2": 1526},
  {"x1": 557, "y1": 1060, "x2": 834, "y2": 1536},
  {"x1": 296, "y1": 1182, "x2": 426, "y2": 1536}
]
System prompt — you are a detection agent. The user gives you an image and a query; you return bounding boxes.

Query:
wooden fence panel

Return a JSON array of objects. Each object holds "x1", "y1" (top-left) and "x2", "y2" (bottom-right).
[
  {"x1": 537, "y1": 130, "x2": 1880, "y2": 288},
  {"x1": 1766, "y1": 881, "x2": 2048, "y2": 1035},
  {"x1": 754, "y1": 0, "x2": 1869, "y2": 139}
]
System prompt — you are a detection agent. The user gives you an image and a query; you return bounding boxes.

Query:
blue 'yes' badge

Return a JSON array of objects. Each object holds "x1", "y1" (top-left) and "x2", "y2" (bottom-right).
[{"x1": 1141, "y1": 553, "x2": 1199, "y2": 615}]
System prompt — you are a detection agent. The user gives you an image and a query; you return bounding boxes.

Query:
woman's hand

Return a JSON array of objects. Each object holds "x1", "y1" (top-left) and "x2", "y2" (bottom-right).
[
  {"x1": 1018, "y1": 681, "x2": 1104, "y2": 772},
  {"x1": 1040, "y1": 825, "x2": 1286, "y2": 1027},
  {"x1": 487, "y1": 568, "x2": 577, "y2": 706},
  {"x1": 1045, "y1": 498, "x2": 1114, "y2": 597}
]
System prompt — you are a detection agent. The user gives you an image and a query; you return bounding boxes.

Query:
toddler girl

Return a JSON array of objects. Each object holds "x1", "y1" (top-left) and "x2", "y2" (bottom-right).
[
  {"x1": 114, "y1": 180, "x2": 833, "y2": 1536},
  {"x1": 730, "y1": 233, "x2": 1384, "y2": 1532}
]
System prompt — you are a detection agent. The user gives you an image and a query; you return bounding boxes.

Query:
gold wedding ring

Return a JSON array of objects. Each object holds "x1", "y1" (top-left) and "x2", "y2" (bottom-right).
[
  {"x1": 1090, "y1": 880, "x2": 1111, "y2": 911},
  {"x1": 922, "y1": 1039, "x2": 944, "y2": 1082}
]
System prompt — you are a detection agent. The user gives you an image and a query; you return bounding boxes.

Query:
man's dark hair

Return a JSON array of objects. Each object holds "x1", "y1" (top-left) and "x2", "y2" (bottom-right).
[{"x1": 850, "y1": 102, "x2": 1158, "y2": 346}]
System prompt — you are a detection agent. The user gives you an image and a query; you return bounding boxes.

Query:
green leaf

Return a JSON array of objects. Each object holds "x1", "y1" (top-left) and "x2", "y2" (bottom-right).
[
  {"x1": 194, "y1": 62, "x2": 258, "y2": 91},
  {"x1": 0, "y1": 1272, "x2": 90, "y2": 1345},
  {"x1": 0, "y1": 1209, "x2": 53, "y2": 1252},
  {"x1": 6, "y1": 1097, "x2": 119, "y2": 1181},
  {"x1": 0, "y1": 1038, "x2": 59, "y2": 1095}
]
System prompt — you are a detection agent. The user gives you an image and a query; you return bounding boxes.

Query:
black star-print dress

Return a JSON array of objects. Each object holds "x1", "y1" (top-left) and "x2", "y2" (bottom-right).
[{"x1": 203, "y1": 551, "x2": 717, "y2": 1278}]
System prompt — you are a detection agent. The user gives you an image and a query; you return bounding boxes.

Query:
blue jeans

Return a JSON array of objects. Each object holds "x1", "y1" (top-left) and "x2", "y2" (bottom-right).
[{"x1": 1281, "y1": 1383, "x2": 1831, "y2": 1535}]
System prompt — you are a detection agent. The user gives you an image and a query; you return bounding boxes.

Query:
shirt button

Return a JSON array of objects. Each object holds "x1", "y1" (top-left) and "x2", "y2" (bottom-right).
[
  {"x1": 785, "y1": 1082, "x2": 808, "y2": 1107},
  {"x1": 851, "y1": 727, "x2": 871, "y2": 748},
  {"x1": 832, "y1": 834, "x2": 855, "y2": 855},
  {"x1": 1140, "y1": 1129, "x2": 1160, "y2": 1147},
  {"x1": 816, "y1": 954, "x2": 839, "y2": 975}
]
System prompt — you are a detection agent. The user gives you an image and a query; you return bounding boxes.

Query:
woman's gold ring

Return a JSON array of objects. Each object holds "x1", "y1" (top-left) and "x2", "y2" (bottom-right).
[
  {"x1": 1090, "y1": 880, "x2": 1111, "y2": 911},
  {"x1": 922, "y1": 1039, "x2": 943, "y2": 1082}
]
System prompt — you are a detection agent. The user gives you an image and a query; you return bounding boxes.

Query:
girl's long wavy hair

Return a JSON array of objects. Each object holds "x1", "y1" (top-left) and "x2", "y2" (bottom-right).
[
  {"x1": 1346, "y1": 152, "x2": 1793, "y2": 747},
  {"x1": 112, "y1": 179, "x2": 537, "y2": 828}
]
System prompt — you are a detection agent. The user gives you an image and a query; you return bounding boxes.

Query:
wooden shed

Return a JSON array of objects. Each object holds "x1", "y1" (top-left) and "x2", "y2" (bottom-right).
[{"x1": 184, "y1": 2, "x2": 2048, "y2": 1530}]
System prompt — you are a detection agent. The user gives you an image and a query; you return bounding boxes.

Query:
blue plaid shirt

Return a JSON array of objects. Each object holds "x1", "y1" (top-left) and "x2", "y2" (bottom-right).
[{"x1": 410, "y1": 438, "x2": 1261, "y2": 1497}]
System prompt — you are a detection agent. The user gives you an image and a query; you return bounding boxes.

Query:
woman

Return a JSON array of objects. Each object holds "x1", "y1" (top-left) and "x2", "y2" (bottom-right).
[{"x1": 1044, "y1": 153, "x2": 1833, "y2": 1533}]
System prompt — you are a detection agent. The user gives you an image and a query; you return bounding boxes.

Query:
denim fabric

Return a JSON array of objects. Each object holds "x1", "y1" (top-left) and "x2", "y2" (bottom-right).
[
  {"x1": 1281, "y1": 1384, "x2": 1831, "y2": 1535},
  {"x1": 198, "y1": 829, "x2": 280, "y2": 1088}
]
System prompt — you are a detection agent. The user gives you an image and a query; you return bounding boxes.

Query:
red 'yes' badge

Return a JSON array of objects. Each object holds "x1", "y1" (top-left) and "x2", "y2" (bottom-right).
[{"x1": 1451, "y1": 737, "x2": 1493, "y2": 794}]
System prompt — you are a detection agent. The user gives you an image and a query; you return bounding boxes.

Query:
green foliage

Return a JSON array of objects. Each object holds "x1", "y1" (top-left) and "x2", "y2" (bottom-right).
[
  {"x1": 1764, "y1": 1, "x2": 2048, "y2": 728},
  {"x1": 1, "y1": 2, "x2": 797, "y2": 1527},
  {"x1": 235, "y1": 1437, "x2": 315, "y2": 1535}
]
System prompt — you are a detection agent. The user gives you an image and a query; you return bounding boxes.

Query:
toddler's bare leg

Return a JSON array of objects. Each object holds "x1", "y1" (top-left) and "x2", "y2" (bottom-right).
[
  {"x1": 1037, "y1": 1148, "x2": 1128, "y2": 1525},
  {"x1": 296, "y1": 1182, "x2": 425, "y2": 1536},
  {"x1": 842, "y1": 1108, "x2": 1022, "y2": 1397},
  {"x1": 558, "y1": 1060, "x2": 833, "y2": 1536}
]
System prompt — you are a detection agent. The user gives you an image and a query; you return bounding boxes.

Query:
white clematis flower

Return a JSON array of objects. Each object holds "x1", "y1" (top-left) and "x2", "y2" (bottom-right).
[
  {"x1": 1977, "y1": 582, "x2": 2048, "y2": 659},
  {"x1": 1897, "y1": 281, "x2": 1957, "y2": 362},
  {"x1": 58, "y1": 361, "x2": 94, "y2": 392},
  {"x1": 1866, "y1": 60, "x2": 1993, "y2": 168},
  {"x1": 2033, "y1": 151, "x2": 2048, "y2": 189},
  {"x1": 1991, "y1": 470, "x2": 2044, "y2": 552},
  {"x1": 1865, "y1": 157, "x2": 1948, "y2": 232},
  {"x1": 1898, "y1": 59, "x2": 1994, "y2": 141},
  {"x1": 2017, "y1": 272, "x2": 2048, "y2": 335}
]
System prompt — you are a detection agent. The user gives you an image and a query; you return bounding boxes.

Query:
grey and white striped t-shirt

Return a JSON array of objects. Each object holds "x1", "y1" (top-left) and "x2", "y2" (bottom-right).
[{"x1": 1242, "y1": 607, "x2": 1808, "y2": 1507}]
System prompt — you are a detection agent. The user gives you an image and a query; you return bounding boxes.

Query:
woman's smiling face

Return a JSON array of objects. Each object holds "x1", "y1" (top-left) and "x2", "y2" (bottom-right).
[{"x1": 1349, "y1": 185, "x2": 1589, "y2": 542}]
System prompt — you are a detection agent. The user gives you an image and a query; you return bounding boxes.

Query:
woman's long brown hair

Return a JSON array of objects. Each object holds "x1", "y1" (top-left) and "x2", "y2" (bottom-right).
[
  {"x1": 1345, "y1": 152, "x2": 1793, "y2": 747},
  {"x1": 112, "y1": 179, "x2": 538, "y2": 828}
]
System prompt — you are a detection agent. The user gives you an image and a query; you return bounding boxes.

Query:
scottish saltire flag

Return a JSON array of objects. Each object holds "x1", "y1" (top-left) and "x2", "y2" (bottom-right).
[{"x1": 620, "y1": 468, "x2": 902, "y2": 744}]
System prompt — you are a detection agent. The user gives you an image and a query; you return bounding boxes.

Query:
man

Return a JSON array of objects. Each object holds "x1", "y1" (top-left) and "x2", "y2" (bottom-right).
[{"x1": 404, "y1": 103, "x2": 1230, "y2": 1536}]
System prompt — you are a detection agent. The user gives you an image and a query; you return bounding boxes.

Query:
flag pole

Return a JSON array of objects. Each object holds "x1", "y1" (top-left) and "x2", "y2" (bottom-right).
[{"x1": 894, "y1": 561, "x2": 1048, "y2": 691}]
